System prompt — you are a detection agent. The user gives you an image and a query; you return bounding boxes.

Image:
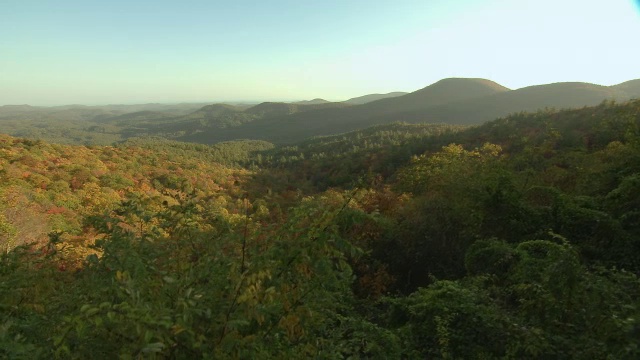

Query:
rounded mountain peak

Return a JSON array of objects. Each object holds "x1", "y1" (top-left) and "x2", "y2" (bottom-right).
[
  {"x1": 390, "y1": 78, "x2": 510, "y2": 109},
  {"x1": 429, "y1": 78, "x2": 510, "y2": 92}
]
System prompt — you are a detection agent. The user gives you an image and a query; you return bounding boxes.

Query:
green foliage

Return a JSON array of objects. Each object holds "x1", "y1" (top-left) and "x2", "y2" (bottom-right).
[
  {"x1": 465, "y1": 238, "x2": 519, "y2": 277},
  {"x1": 2, "y1": 99, "x2": 640, "y2": 358},
  {"x1": 0, "y1": 214, "x2": 17, "y2": 253},
  {"x1": 2, "y1": 190, "x2": 398, "y2": 358},
  {"x1": 253, "y1": 122, "x2": 463, "y2": 191},
  {"x1": 384, "y1": 239, "x2": 640, "y2": 359},
  {"x1": 396, "y1": 142, "x2": 503, "y2": 194},
  {"x1": 388, "y1": 279, "x2": 510, "y2": 359}
]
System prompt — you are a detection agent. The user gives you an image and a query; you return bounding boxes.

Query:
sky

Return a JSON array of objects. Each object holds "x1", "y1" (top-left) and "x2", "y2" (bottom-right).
[{"x1": 1, "y1": 0, "x2": 639, "y2": 105}]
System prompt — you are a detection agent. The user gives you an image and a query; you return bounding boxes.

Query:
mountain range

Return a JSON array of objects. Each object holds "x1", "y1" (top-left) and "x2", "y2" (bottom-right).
[
  {"x1": 1, "y1": 78, "x2": 639, "y2": 145},
  {"x1": 181, "y1": 78, "x2": 640, "y2": 144}
]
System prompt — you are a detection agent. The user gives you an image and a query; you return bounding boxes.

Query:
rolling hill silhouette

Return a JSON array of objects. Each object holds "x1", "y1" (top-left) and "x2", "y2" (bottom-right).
[
  {"x1": 181, "y1": 78, "x2": 639, "y2": 144},
  {"x1": 3, "y1": 77, "x2": 639, "y2": 146},
  {"x1": 244, "y1": 101, "x2": 351, "y2": 118},
  {"x1": 373, "y1": 82, "x2": 630, "y2": 125},
  {"x1": 344, "y1": 92, "x2": 408, "y2": 105},
  {"x1": 292, "y1": 98, "x2": 331, "y2": 105},
  {"x1": 612, "y1": 79, "x2": 640, "y2": 98}
]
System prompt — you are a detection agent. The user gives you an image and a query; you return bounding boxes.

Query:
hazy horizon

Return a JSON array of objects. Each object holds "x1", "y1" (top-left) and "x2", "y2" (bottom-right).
[
  {"x1": 1, "y1": 77, "x2": 638, "y2": 108},
  {"x1": 2, "y1": 0, "x2": 640, "y2": 106}
]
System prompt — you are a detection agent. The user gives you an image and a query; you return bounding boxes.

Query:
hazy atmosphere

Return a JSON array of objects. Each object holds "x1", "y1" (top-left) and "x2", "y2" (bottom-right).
[{"x1": 2, "y1": 0, "x2": 639, "y2": 105}]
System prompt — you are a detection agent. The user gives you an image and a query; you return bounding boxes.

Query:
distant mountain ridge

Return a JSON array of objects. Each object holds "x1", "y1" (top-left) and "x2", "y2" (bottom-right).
[
  {"x1": 180, "y1": 78, "x2": 511, "y2": 143},
  {"x1": 360, "y1": 78, "x2": 510, "y2": 115},
  {"x1": 612, "y1": 79, "x2": 640, "y2": 98},
  {"x1": 0, "y1": 103, "x2": 211, "y2": 119},
  {"x1": 181, "y1": 77, "x2": 640, "y2": 144},
  {"x1": 292, "y1": 98, "x2": 331, "y2": 105},
  {"x1": 344, "y1": 92, "x2": 408, "y2": 105},
  {"x1": 2, "y1": 77, "x2": 639, "y2": 146},
  {"x1": 244, "y1": 101, "x2": 351, "y2": 118}
]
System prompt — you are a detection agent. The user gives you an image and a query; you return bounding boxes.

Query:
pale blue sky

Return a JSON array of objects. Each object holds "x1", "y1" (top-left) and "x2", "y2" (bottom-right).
[{"x1": 1, "y1": 0, "x2": 639, "y2": 105}]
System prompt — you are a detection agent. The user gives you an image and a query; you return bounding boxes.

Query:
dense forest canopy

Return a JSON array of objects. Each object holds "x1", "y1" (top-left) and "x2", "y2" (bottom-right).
[{"x1": 1, "y1": 99, "x2": 640, "y2": 358}]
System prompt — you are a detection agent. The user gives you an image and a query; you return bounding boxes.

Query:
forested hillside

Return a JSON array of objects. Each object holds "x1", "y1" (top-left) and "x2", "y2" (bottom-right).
[{"x1": 1, "y1": 99, "x2": 639, "y2": 358}]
